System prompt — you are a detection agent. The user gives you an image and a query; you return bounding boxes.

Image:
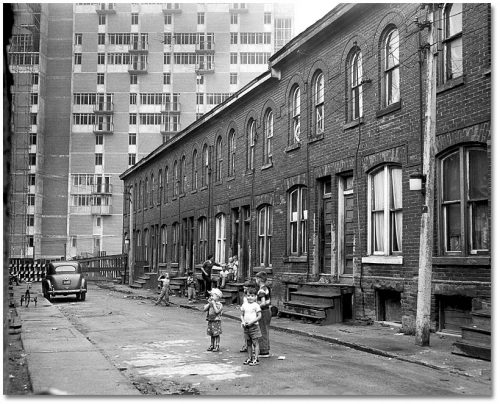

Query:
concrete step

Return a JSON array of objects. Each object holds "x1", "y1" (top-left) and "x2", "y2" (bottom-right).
[
  {"x1": 461, "y1": 326, "x2": 491, "y2": 345},
  {"x1": 130, "y1": 282, "x2": 143, "y2": 289},
  {"x1": 278, "y1": 308, "x2": 326, "y2": 322},
  {"x1": 471, "y1": 309, "x2": 491, "y2": 331},
  {"x1": 290, "y1": 290, "x2": 340, "y2": 306},
  {"x1": 452, "y1": 340, "x2": 491, "y2": 361}
]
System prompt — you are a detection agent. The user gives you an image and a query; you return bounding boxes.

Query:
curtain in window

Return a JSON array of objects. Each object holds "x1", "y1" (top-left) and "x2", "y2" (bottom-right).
[
  {"x1": 390, "y1": 168, "x2": 402, "y2": 252},
  {"x1": 372, "y1": 170, "x2": 385, "y2": 252}
]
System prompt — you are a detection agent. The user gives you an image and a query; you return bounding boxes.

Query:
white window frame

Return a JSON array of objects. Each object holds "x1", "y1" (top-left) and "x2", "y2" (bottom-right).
[
  {"x1": 349, "y1": 49, "x2": 363, "y2": 121},
  {"x1": 264, "y1": 110, "x2": 273, "y2": 165},
  {"x1": 258, "y1": 205, "x2": 273, "y2": 267},
  {"x1": 215, "y1": 213, "x2": 226, "y2": 264},
  {"x1": 198, "y1": 217, "x2": 208, "y2": 262},
  {"x1": 288, "y1": 186, "x2": 308, "y2": 256},
  {"x1": 443, "y1": 3, "x2": 463, "y2": 82},
  {"x1": 291, "y1": 86, "x2": 301, "y2": 143},
  {"x1": 383, "y1": 27, "x2": 400, "y2": 107},
  {"x1": 313, "y1": 72, "x2": 324, "y2": 135}
]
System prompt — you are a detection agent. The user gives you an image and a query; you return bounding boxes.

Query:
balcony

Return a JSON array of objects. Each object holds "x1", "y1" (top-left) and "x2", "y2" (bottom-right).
[
  {"x1": 91, "y1": 204, "x2": 112, "y2": 215},
  {"x1": 229, "y1": 4, "x2": 248, "y2": 13},
  {"x1": 95, "y1": 3, "x2": 116, "y2": 13},
  {"x1": 160, "y1": 122, "x2": 180, "y2": 136},
  {"x1": 91, "y1": 183, "x2": 113, "y2": 194},
  {"x1": 128, "y1": 60, "x2": 148, "y2": 74},
  {"x1": 162, "y1": 3, "x2": 182, "y2": 14},
  {"x1": 93, "y1": 102, "x2": 114, "y2": 114},
  {"x1": 161, "y1": 102, "x2": 181, "y2": 114},
  {"x1": 195, "y1": 41, "x2": 215, "y2": 54},
  {"x1": 93, "y1": 122, "x2": 114, "y2": 134},
  {"x1": 195, "y1": 62, "x2": 215, "y2": 74},
  {"x1": 129, "y1": 41, "x2": 149, "y2": 53}
]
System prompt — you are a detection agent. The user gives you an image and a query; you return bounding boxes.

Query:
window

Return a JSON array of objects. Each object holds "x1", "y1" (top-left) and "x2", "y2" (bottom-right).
[
  {"x1": 197, "y1": 75, "x2": 204, "y2": 86},
  {"x1": 164, "y1": 165, "x2": 169, "y2": 202},
  {"x1": 150, "y1": 173, "x2": 155, "y2": 206},
  {"x1": 258, "y1": 205, "x2": 273, "y2": 267},
  {"x1": 264, "y1": 109, "x2": 273, "y2": 165},
  {"x1": 164, "y1": 14, "x2": 172, "y2": 25},
  {"x1": 180, "y1": 156, "x2": 186, "y2": 194},
  {"x1": 143, "y1": 177, "x2": 149, "y2": 208},
  {"x1": 30, "y1": 93, "x2": 38, "y2": 105},
  {"x1": 27, "y1": 194, "x2": 35, "y2": 206},
  {"x1": 173, "y1": 160, "x2": 179, "y2": 197},
  {"x1": 172, "y1": 223, "x2": 180, "y2": 263},
  {"x1": 440, "y1": 147, "x2": 488, "y2": 255},
  {"x1": 230, "y1": 13, "x2": 238, "y2": 25},
  {"x1": 95, "y1": 134, "x2": 103, "y2": 145},
  {"x1": 97, "y1": 73, "x2": 105, "y2": 85},
  {"x1": 75, "y1": 33, "x2": 82, "y2": 45},
  {"x1": 230, "y1": 73, "x2": 238, "y2": 85},
  {"x1": 215, "y1": 213, "x2": 226, "y2": 264},
  {"x1": 95, "y1": 153, "x2": 103, "y2": 166},
  {"x1": 97, "y1": 53, "x2": 105, "y2": 64},
  {"x1": 129, "y1": 114, "x2": 137, "y2": 125},
  {"x1": 368, "y1": 165, "x2": 402, "y2": 255},
  {"x1": 192, "y1": 149, "x2": 198, "y2": 190},
  {"x1": 129, "y1": 133, "x2": 136, "y2": 145},
  {"x1": 131, "y1": 13, "x2": 138, "y2": 25},
  {"x1": 27, "y1": 215, "x2": 35, "y2": 227},
  {"x1": 348, "y1": 48, "x2": 363, "y2": 121},
  {"x1": 30, "y1": 113, "x2": 37, "y2": 125},
  {"x1": 28, "y1": 153, "x2": 36, "y2": 166},
  {"x1": 74, "y1": 53, "x2": 82, "y2": 65},
  {"x1": 216, "y1": 136, "x2": 223, "y2": 182},
  {"x1": 442, "y1": 3, "x2": 463, "y2": 82},
  {"x1": 313, "y1": 72, "x2": 324, "y2": 135},
  {"x1": 28, "y1": 236, "x2": 34, "y2": 248},
  {"x1": 198, "y1": 217, "x2": 208, "y2": 262},
  {"x1": 128, "y1": 153, "x2": 136, "y2": 166},
  {"x1": 202, "y1": 144, "x2": 209, "y2": 186},
  {"x1": 160, "y1": 225, "x2": 168, "y2": 262},
  {"x1": 289, "y1": 186, "x2": 308, "y2": 255},
  {"x1": 197, "y1": 12, "x2": 205, "y2": 24},
  {"x1": 98, "y1": 14, "x2": 106, "y2": 25},
  {"x1": 196, "y1": 93, "x2": 204, "y2": 105},
  {"x1": 247, "y1": 119, "x2": 255, "y2": 171},
  {"x1": 228, "y1": 130, "x2": 236, "y2": 176},
  {"x1": 163, "y1": 53, "x2": 171, "y2": 65},
  {"x1": 130, "y1": 93, "x2": 137, "y2": 104},
  {"x1": 144, "y1": 228, "x2": 149, "y2": 263},
  {"x1": 130, "y1": 74, "x2": 137, "y2": 85},
  {"x1": 29, "y1": 133, "x2": 36, "y2": 145},
  {"x1": 28, "y1": 174, "x2": 35, "y2": 187},
  {"x1": 264, "y1": 12, "x2": 271, "y2": 25},
  {"x1": 230, "y1": 52, "x2": 238, "y2": 64},
  {"x1": 230, "y1": 33, "x2": 238, "y2": 44},
  {"x1": 382, "y1": 27, "x2": 400, "y2": 107},
  {"x1": 31, "y1": 73, "x2": 39, "y2": 85},
  {"x1": 98, "y1": 33, "x2": 105, "y2": 45},
  {"x1": 291, "y1": 85, "x2": 301, "y2": 143},
  {"x1": 163, "y1": 73, "x2": 171, "y2": 85}
]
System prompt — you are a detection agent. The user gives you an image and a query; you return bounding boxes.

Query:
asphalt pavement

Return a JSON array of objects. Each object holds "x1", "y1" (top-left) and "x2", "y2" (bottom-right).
[{"x1": 7, "y1": 281, "x2": 492, "y2": 395}]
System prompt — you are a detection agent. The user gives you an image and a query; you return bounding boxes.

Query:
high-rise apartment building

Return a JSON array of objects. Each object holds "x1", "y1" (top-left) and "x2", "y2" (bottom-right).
[{"x1": 7, "y1": 3, "x2": 294, "y2": 260}]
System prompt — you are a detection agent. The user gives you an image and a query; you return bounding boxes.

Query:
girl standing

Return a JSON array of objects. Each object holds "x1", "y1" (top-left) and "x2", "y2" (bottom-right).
[{"x1": 203, "y1": 288, "x2": 223, "y2": 352}]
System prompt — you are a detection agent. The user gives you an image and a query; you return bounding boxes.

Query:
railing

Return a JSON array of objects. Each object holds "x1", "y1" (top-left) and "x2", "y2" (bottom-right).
[
  {"x1": 91, "y1": 183, "x2": 113, "y2": 194},
  {"x1": 93, "y1": 102, "x2": 114, "y2": 114},
  {"x1": 129, "y1": 41, "x2": 149, "y2": 53},
  {"x1": 95, "y1": 3, "x2": 116, "y2": 13},
  {"x1": 195, "y1": 42, "x2": 215, "y2": 53},
  {"x1": 161, "y1": 102, "x2": 181, "y2": 114}
]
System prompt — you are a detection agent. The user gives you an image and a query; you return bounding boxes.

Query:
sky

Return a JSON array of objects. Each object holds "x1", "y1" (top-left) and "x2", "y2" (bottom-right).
[{"x1": 293, "y1": 0, "x2": 338, "y2": 34}]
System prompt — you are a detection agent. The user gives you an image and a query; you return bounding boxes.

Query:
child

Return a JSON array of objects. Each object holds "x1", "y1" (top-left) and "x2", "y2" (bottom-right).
[
  {"x1": 240, "y1": 286, "x2": 262, "y2": 366},
  {"x1": 203, "y1": 288, "x2": 223, "y2": 352},
  {"x1": 155, "y1": 273, "x2": 171, "y2": 306},
  {"x1": 255, "y1": 271, "x2": 271, "y2": 357},
  {"x1": 231, "y1": 255, "x2": 239, "y2": 281},
  {"x1": 186, "y1": 270, "x2": 197, "y2": 303},
  {"x1": 218, "y1": 265, "x2": 230, "y2": 289},
  {"x1": 239, "y1": 280, "x2": 258, "y2": 352}
]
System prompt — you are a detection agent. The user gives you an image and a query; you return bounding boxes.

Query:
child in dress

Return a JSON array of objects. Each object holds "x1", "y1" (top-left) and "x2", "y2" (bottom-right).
[
  {"x1": 203, "y1": 288, "x2": 223, "y2": 352},
  {"x1": 154, "y1": 273, "x2": 171, "y2": 306},
  {"x1": 186, "y1": 270, "x2": 197, "y2": 303},
  {"x1": 240, "y1": 286, "x2": 262, "y2": 366}
]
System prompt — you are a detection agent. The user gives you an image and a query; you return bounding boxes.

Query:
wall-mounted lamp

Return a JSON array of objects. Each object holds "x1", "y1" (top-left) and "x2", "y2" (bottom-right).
[
  {"x1": 409, "y1": 173, "x2": 426, "y2": 192},
  {"x1": 124, "y1": 235, "x2": 130, "y2": 251}
]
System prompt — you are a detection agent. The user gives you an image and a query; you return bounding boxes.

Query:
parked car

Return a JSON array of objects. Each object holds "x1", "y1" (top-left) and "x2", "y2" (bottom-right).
[{"x1": 42, "y1": 261, "x2": 87, "y2": 301}]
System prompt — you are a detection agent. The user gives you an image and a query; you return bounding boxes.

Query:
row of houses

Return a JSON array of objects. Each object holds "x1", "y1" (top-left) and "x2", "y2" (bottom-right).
[{"x1": 120, "y1": 3, "x2": 491, "y2": 333}]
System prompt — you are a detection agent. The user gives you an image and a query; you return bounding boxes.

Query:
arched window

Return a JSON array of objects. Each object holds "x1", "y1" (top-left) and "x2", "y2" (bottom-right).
[
  {"x1": 138, "y1": 180, "x2": 142, "y2": 209},
  {"x1": 160, "y1": 224, "x2": 167, "y2": 263},
  {"x1": 291, "y1": 85, "x2": 301, "y2": 143},
  {"x1": 440, "y1": 146, "x2": 488, "y2": 255},
  {"x1": 258, "y1": 205, "x2": 273, "y2": 267},
  {"x1": 136, "y1": 230, "x2": 142, "y2": 260},
  {"x1": 215, "y1": 213, "x2": 226, "y2": 264},
  {"x1": 192, "y1": 149, "x2": 198, "y2": 190},
  {"x1": 198, "y1": 216, "x2": 208, "y2": 262},
  {"x1": 180, "y1": 155, "x2": 186, "y2": 194},
  {"x1": 228, "y1": 129, "x2": 236, "y2": 176},
  {"x1": 173, "y1": 160, "x2": 178, "y2": 196},
  {"x1": 313, "y1": 71, "x2": 324, "y2": 135},
  {"x1": 348, "y1": 48, "x2": 363, "y2": 121},
  {"x1": 442, "y1": 3, "x2": 463, "y2": 82},
  {"x1": 368, "y1": 165, "x2": 402, "y2": 256},
  {"x1": 134, "y1": 182, "x2": 138, "y2": 210},
  {"x1": 144, "y1": 228, "x2": 150, "y2": 263},
  {"x1": 158, "y1": 169, "x2": 163, "y2": 204},
  {"x1": 172, "y1": 222, "x2": 180, "y2": 263},
  {"x1": 202, "y1": 144, "x2": 209, "y2": 186},
  {"x1": 247, "y1": 119, "x2": 255, "y2": 171},
  {"x1": 382, "y1": 27, "x2": 400, "y2": 107},
  {"x1": 264, "y1": 109, "x2": 273, "y2": 165},
  {"x1": 288, "y1": 186, "x2": 308, "y2": 255},
  {"x1": 164, "y1": 165, "x2": 169, "y2": 203},
  {"x1": 143, "y1": 177, "x2": 148, "y2": 208},
  {"x1": 150, "y1": 173, "x2": 154, "y2": 207},
  {"x1": 216, "y1": 136, "x2": 223, "y2": 182}
]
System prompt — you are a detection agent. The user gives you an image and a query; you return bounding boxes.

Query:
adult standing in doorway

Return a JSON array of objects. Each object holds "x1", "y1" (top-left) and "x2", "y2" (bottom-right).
[
  {"x1": 255, "y1": 271, "x2": 271, "y2": 358},
  {"x1": 201, "y1": 254, "x2": 215, "y2": 298}
]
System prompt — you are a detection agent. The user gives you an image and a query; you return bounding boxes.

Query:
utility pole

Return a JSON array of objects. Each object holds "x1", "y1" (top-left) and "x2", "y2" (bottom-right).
[
  {"x1": 415, "y1": 4, "x2": 437, "y2": 346},
  {"x1": 128, "y1": 188, "x2": 134, "y2": 286}
]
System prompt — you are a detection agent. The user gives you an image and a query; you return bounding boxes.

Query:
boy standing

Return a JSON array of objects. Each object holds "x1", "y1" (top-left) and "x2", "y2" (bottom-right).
[
  {"x1": 255, "y1": 271, "x2": 271, "y2": 357},
  {"x1": 240, "y1": 286, "x2": 262, "y2": 366},
  {"x1": 155, "y1": 273, "x2": 171, "y2": 306},
  {"x1": 186, "y1": 270, "x2": 197, "y2": 303}
]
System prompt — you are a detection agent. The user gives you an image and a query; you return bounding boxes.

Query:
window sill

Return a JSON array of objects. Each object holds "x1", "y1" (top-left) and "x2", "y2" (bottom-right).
[
  {"x1": 432, "y1": 256, "x2": 490, "y2": 266},
  {"x1": 437, "y1": 76, "x2": 464, "y2": 94},
  {"x1": 343, "y1": 117, "x2": 364, "y2": 130},
  {"x1": 261, "y1": 162, "x2": 273, "y2": 171},
  {"x1": 245, "y1": 169, "x2": 255, "y2": 176},
  {"x1": 283, "y1": 255, "x2": 307, "y2": 263},
  {"x1": 376, "y1": 101, "x2": 401, "y2": 118},
  {"x1": 190, "y1": 189, "x2": 197, "y2": 195},
  {"x1": 308, "y1": 132, "x2": 324, "y2": 144},
  {"x1": 285, "y1": 143, "x2": 301, "y2": 153},
  {"x1": 179, "y1": 193, "x2": 186, "y2": 198},
  {"x1": 214, "y1": 180, "x2": 223, "y2": 186},
  {"x1": 253, "y1": 266, "x2": 272, "y2": 274},
  {"x1": 227, "y1": 175, "x2": 235, "y2": 182},
  {"x1": 200, "y1": 185, "x2": 208, "y2": 191},
  {"x1": 361, "y1": 256, "x2": 403, "y2": 265}
]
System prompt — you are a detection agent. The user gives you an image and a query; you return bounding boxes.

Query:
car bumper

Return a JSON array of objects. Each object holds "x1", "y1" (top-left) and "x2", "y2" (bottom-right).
[{"x1": 50, "y1": 289, "x2": 86, "y2": 295}]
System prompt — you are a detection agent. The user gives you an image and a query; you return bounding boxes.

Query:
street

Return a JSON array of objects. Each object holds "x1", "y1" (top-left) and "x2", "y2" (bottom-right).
[{"x1": 45, "y1": 284, "x2": 489, "y2": 396}]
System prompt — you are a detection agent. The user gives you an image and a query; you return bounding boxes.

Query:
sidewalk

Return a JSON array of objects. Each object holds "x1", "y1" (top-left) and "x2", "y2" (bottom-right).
[{"x1": 99, "y1": 281, "x2": 492, "y2": 383}]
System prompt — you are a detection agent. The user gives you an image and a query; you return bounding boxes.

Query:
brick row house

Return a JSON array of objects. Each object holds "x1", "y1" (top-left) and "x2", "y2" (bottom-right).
[{"x1": 120, "y1": 3, "x2": 491, "y2": 332}]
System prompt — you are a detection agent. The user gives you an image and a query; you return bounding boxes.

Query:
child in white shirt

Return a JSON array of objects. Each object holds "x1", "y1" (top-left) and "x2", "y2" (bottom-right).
[{"x1": 240, "y1": 286, "x2": 262, "y2": 366}]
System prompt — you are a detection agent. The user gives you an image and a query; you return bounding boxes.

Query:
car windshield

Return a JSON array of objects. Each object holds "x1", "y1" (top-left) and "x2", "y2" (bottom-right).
[{"x1": 54, "y1": 265, "x2": 77, "y2": 273}]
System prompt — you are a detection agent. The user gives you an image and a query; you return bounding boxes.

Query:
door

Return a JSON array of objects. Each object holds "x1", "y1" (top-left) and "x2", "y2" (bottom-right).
[
  {"x1": 241, "y1": 206, "x2": 251, "y2": 280},
  {"x1": 338, "y1": 175, "x2": 354, "y2": 276},
  {"x1": 319, "y1": 178, "x2": 332, "y2": 274}
]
